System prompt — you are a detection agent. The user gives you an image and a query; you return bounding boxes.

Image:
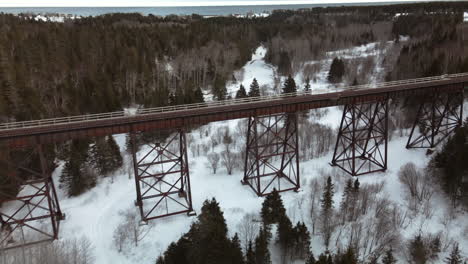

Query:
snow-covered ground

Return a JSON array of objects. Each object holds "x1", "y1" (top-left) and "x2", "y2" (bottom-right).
[{"x1": 3, "y1": 42, "x2": 467, "y2": 263}]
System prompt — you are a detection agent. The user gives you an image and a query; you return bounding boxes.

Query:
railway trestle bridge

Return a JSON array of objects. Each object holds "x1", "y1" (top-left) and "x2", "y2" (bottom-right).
[{"x1": 0, "y1": 73, "x2": 466, "y2": 250}]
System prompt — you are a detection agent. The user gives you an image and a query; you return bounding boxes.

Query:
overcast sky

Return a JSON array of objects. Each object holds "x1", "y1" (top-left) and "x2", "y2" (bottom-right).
[{"x1": 0, "y1": 0, "x2": 441, "y2": 8}]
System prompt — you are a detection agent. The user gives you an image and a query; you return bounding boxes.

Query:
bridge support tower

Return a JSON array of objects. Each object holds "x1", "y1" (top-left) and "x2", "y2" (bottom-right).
[
  {"x1": 130, "y1": 130, "x2": 194, "y2": 221},
  {"x1": 242, "y1": 113, "x2": 300, "y2": 196},
  {"x1": 331, "y1": 97, "x2": 389, "y2": 176},
  {"x1": 0, "y1": 143, "x2": 63, "y2": 250},
  {"x1": 406, "y1": 87, "x2": 464, "y2": 149}
]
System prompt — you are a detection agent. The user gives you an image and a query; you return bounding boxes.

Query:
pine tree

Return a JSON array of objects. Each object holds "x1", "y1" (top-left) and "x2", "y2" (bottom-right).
[
  {"x1": 254, "y1": 227, "x2": 272, "y2": 264},
  {"x1": 246, "y1": 241, "x2": 256, "y2": 264},
  {"x1": 352, "y1": 77, "x2": 358, "y2": 86},
  {"x1": 320, "y1": 176, "x2": 335, "y2": 249},
  {"x1": 445, "y1": 243, "x2": 462, "y2": 264},
  {"x1": 282, "y1": 75, "x2": 297, "y2": 94},
  {"x1": 236, "y1": 84, "x2": 248, "y2": 99},
  {"x1": 304, "y1": 77, "x2": 311, "y2": 92},
  {"x1": 248, "y1": 78, "x2": 260, "y2": 97},
  {"x1": 328, "y1": 57, "x2": 345, "y2": 83},
  {"x1": 261, "y1": 188, "x2": 286, "y2": 225},
  {"x1": 381, "y1": 248, "x2": 397, "y2": 264}
]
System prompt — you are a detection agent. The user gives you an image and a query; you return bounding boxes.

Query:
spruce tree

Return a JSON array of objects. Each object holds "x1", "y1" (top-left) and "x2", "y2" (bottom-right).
[
  {"x1": 60, "y1": 139, "x2": 96, "y2": 196},
  {"x1": 236, "y1": 84, "x2": 248, "y2": 99},
  {"x1": 320, "y1": 176, "x2": 335, "y2": 249},
  {"x1": 382, "y1": 247, "x2": 397, "y2": 264},
  {"x1": 90, "y1": 136, "x2": 123, "y2": 177},
  {"x1": 445, "y1": 243, "x2": 462, "y2": 264},
  {"x1": 282, "y1": 75, "x2": 297, "y2": 94},
  {"x1": 306, "y1": 252, "x2": 316, "y2": 264},
  {"x1": 230, "y1": 233, "x2": 245, "y2": 264},
  {"x1": 409, "y1": 235, "x2": 428, "y2": 264},
  {"x1": 191, "y1": 198, "x2": 231, "y2": 264},
  {"x1": 340, "y1": 179, "x2": 353, "y2": 224},
  {"x1": 304, "y1": 77, "x2": 311, "y2": 92},
  {"x1": 328, "y1": 57, "x2": 345, "y2": 83},
  {"x1": 254, "y1": 227, "x2": 272, "y2": 264},
  {"x1": 246, "y1": 241, "x2": 256, "y2": 264},
  {"x1": 277, "y1": 215, "x2": 294, "y2": 261},
  {"x1": 261, "y1": 188, "x2": 286, "y2": 225},
  {"x1": 194, "y1": 87, "x2": 205, "y2": 103},
  {"x1": 293, "y1": 222, "x2": 311, "y2": 259},
  {"x1": 248, "y1": 78, "x2": 260, "y2": 97},
  {"x1": 316, "y1": 254, "x2": 329, "y2": 264}
]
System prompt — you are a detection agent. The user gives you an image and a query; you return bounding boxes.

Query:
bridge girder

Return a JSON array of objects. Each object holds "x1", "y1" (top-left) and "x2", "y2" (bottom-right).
[
  {"x1": 130, "y1": 130, "x2": 194, "y2": 222},
  {"x1": 242, "y1": 113, "x2": 300, "y2": 196},
  {"x1": 406, "y1": 88, "x2": 464, "y2": 149},
  {"x1": 0, "y1": 144, "x2": 63, "y2": 251},
  {"x1": 332, "y1": 98, "x2": 389, "y2": 176}
]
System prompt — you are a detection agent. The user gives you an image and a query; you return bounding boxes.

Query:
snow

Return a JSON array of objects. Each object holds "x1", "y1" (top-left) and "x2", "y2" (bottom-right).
[
  {"x1": 225, "y1": 45, "x2": 278, "y2": 98},
  {"x1": 464, "y1": 12, "x2": 468, "y2": 22},
  {"x1": 3, "y1": 43, "x2": 467, "y2": 263}
]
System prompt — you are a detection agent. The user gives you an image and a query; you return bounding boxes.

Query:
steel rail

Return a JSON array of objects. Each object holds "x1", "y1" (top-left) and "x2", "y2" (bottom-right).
[{"x1": 0, "y1": 72, "x2": 467, "y2": 132}]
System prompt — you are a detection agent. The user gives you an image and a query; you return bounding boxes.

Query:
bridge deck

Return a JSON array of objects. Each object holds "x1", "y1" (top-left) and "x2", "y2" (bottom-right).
[{"x1": 0, "y1": 73, "x2": 467, "y2": 147}]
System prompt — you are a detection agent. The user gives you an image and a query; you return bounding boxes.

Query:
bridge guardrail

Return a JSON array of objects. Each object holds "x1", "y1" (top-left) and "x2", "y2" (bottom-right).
[{"x1": 0, "y1": 73, "x2": 467, "y2": 131}]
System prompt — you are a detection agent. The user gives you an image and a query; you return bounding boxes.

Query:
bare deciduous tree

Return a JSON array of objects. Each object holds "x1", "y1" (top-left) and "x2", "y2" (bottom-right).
[
  {"x1": 206, "y1": 152, "x2": 220, "y2": 174},
  {"x1": 236, "y1": 213, "x2": 260, "y2": 252}
]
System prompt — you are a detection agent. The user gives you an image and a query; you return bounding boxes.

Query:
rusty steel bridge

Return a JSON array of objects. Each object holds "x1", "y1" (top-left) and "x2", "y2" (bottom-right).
[{"x1": 0, "y1": 73, "x2": 466, "y2": 250}]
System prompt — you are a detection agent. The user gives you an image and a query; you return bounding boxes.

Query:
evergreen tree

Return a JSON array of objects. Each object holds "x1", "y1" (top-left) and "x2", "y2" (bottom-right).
[
  {"x1": 340, "y1": 179, "x2": 353, "y2": 224},
  {"x1": 191, "y1": 198, "x2": 232, "y2": 264},
  {"x1": 277, "y1": 215, "x2": 294, "y2": 262},
  {"x1": 236, "y1": 84, "x2": 248, "y2": 99},
  {"x1": 429, "y1": 236, "x2": 441, "y2": 260},
  {"x1": 352, "y1": 77, "x2": 358, "y2": 86},
  {"x1": 194, "y1": 87, "x2": 205, "y2": 103},
  {"x1": 306, "y1": 252, "x2": 316, "y2": 264},
  {"x1": 246, "y1": 241, "x2": 255, "y2": 264},
  {"x1": 282, "y1": 75, "x2": 297, "y2": 94},
  {"x1": 230, "y1": 233, "x2": 245, "y2": 264},
  {"x1": 254, "y1": 227, "x2": 272, "y2": 264},
  {"x1": 248, "y1": 78, "x2": 260, "y2": 97},
  {"x1": 432, "y1": 120, "x2": 468, "y2": 207},
  {"x1": 335, "y1": 247, "x2": 358, "y2": 264},
  {"x1": 90, "y1": 136, "x2": 123, "y2": 177},
  {"x1": 328, "y1": 57, "x2": 345, "y2": 83},
  {"x1": 293, "y1": 222, "x2": 311, "y2": 259},
  {"x1": 445, "y1": 243, "x2": 462, "y2": 264},
  {"x1": 278, "y1": 51, "x2": 292, "y2": 75},
  {"x1": 304, "y1": 77, "x2": 311, "y2": 92},
  {"x1": 60, "y1": 139, "x2": 96, "y2": 196},
  {"x1": 320, "y1": 176, "x2": 335, "y2": 249},
  {"x1": 316, "y1": 254, "x2": 329, "y2": 264},
  {"x1": 409, "y1": 234, "x2": 429, "y2": 264},
  {"x1": 382, "y1": 248, "x2": 397, "y2": 264},
  {"x1": 261, "y1": 188, "x2": 286, "y2": 225}
]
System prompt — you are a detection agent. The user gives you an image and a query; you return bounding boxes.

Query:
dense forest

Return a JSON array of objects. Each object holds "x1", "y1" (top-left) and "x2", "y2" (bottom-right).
[{"x1": 0, "y1": 2, "x2": 468, "y2": 263}]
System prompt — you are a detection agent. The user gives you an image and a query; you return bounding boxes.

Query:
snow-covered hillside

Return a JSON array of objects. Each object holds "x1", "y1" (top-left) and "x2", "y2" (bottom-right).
[{"x1": 4, "y1": 42, "x2": 467, "y2": 264}]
